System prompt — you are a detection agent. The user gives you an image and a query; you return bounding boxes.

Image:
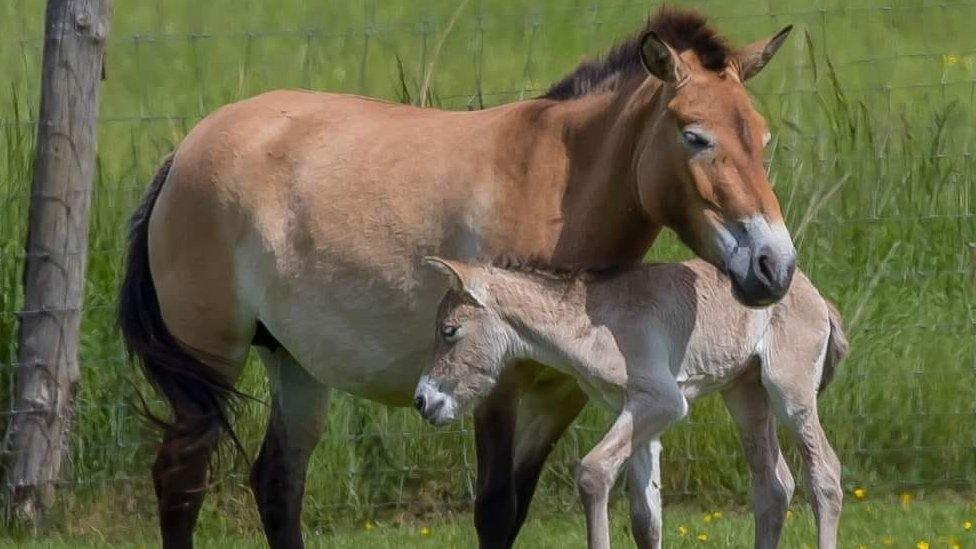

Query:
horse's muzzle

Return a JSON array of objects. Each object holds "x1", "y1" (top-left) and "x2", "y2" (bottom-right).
[{"x1": 726, "y1": 218, "x2": 796, "y2": 307}]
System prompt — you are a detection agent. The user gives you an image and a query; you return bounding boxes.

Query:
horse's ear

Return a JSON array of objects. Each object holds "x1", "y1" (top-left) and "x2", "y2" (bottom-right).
[
  {"x1": 423, "y1": 257, "x2": 488, "y2": 306},
  {"x1": 732, "y1": 25, "x2": 793, "y2": 81},
  {"x1": 639, "y1": 31, "x2": 688, "y2": 84}
]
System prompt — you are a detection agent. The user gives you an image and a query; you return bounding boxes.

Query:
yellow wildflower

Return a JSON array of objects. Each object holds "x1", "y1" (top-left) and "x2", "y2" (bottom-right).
[
  {"x1": 420, "y1": 526, "x2": 431, "y2": 537},
  {"x1": 697, "y1": 532, "x2": 708, "y2": 542},
  {"x1": 677, "y1": 525, "x2": 689, "y2": 537},
  {"x1": 944, "y1": 54, "x2": 960, "y2": 67},
  {"x1": 916, "y1": 541, "x2": 929, "y2": 549},
  {"x1": 899, "y1": 491, "x2": 913, "y2": 507},
  {"x1": 786, "y1": 510, "x2": 793, "y2": 520},
  {"x1": 852, "y1": 487, "x2": 867, "y2": 500},
  {"x1": 703, "y1": 514, "x2": 712, "y2": 524},
  {"x1": 882, "y1": 536, "x2": 894, "y2": 546},
  {"x1": 965, "y1": 520, "x2": 973, "y2": 531},
  {"x1": 364, "y1": 520, "x2": 375, "y2": 531},
  {"x1": 711, "y1": 511, "x2": 722, "y2": 520}
]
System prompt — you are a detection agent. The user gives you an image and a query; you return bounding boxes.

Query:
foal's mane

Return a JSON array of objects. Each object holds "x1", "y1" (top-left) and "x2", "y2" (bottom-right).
[
  {"x1": 543, "y1": 6, "x2": 731, "y2": 100},
  {"x1": 490, "y1": 254, "x2": 623, "y2": 283}
]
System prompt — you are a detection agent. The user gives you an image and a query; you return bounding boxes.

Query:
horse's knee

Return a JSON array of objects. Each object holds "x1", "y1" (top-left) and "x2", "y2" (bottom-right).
[
  {"x1": 645, "y1": 385, "x2": 689, "y2": 427},
  {"x1": 577, "y1": 457, "x2": 613, "y2": 501}
]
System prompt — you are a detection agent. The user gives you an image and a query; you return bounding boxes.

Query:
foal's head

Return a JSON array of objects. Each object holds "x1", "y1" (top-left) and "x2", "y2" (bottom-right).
[
  {"x1": 550, "y1": 8, "x2": 796, "y2": 306},
  {"x1": 414, "y1": 258, "x2": 523, "y2": 425}
]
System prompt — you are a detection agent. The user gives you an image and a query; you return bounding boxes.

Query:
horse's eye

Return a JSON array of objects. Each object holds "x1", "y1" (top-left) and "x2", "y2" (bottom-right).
[
  {"x1": 681, "y1": 130, "x2": 712, "y2": 149},
  {"x1": 440, "y1": 324, "x2": 460, "y2": 342}
]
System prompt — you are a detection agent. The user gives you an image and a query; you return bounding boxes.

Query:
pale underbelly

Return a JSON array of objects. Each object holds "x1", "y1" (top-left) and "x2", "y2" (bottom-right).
[{"x1": 255, "y1": 270, "x2": 448, "y2": 407}]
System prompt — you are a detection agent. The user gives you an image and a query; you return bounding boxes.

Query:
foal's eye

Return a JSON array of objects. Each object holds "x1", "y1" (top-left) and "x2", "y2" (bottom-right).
[
  {"x1": 440, "y1": 324, "x2": 461, "y2": 342},
  {"x1": 681, "y1": 130, "x2": 712, "y2": 150}
]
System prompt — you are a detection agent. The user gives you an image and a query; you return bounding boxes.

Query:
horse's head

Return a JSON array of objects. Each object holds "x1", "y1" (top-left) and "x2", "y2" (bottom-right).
[
  {"x1": 634, "y1": 23, "x2": 795, "y2": 306},
  {"x1": 414, "y1": 258, "x2": 517, "y2": 426}
]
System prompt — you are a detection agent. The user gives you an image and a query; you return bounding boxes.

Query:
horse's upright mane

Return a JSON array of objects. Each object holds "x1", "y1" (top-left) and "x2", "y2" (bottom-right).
[{"x1": 543, "y1": 6, "x2": 731, "y2": 100}]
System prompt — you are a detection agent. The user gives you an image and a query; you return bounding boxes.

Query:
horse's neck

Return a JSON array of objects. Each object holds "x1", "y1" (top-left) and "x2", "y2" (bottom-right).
[{"x1": 488, "y1": 86, "x2": 664, "y2": 270}]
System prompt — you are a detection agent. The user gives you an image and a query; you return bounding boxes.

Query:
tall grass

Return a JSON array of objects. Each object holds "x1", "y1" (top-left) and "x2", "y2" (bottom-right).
[{"x1": 0, "y1": 0, "x2": 974, "y2": 536}]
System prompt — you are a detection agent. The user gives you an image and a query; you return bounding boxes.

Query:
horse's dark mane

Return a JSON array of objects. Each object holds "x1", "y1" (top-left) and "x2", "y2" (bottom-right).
[{"x1": 543, "y1": 6, "x2": 731, "y2": 101}]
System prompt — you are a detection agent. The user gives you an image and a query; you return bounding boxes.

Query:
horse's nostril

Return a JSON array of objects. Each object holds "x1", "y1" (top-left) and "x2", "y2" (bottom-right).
[
  {"x1": 757, "y1": 253, "x2": 774, "y2": 285},
  {"x1": 413, "y1": 394, "x2": 425, "y2": 412}
]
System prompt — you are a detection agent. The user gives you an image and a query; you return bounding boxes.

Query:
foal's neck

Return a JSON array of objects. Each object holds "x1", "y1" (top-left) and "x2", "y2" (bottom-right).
[{"x1": 491, "y1": 272, "x2": 628, "y2": 375}]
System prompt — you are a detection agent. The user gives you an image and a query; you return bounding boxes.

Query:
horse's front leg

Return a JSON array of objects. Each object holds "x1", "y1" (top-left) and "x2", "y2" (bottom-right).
[
  {"x1": 473, "y1": 374, "x2": 521, "y2": 549},
  {"x1": 509, "y1": 373, "x2": 588, "y2": 543},
  {"x1": 251, "y1": 348, "x2": 331, "y2": 549},
  {"x1": 626, "y1": 438, "x2": 664, "y2": 549},
  {"x1": 474, "y1": 367, "x2": 587, "y2": 548}
]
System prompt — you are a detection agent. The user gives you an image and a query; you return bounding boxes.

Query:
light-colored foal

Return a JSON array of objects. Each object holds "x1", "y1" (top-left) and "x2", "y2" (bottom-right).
[{"x1": 414, "y1": 258, "x2": 848, "y2": 549}]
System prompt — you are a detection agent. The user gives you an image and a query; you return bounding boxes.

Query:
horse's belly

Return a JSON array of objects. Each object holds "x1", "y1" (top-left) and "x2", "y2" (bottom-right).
[{"x1": 255, "y1": 267, "x2": 446, "y2": 407}]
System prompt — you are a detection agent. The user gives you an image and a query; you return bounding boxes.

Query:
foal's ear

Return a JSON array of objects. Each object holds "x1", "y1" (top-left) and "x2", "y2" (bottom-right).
[
  {"x1": 423, "y1": 256, "x2": 488, "y2": 306},
  {"x1": 732, "y1": 25, "x2": 793, "y2": 81},
  {"x1": 639, "y1": 31, "x2": 688, "y2": 84}
]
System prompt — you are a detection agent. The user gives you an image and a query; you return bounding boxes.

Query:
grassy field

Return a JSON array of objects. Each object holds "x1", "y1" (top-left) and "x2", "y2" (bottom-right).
[
  {"x1": 1, "y1": 0, "x2": 975, "y2": 538},
  {"x1": 5, "y1": 497, "x2": 976, "y2": 548}
]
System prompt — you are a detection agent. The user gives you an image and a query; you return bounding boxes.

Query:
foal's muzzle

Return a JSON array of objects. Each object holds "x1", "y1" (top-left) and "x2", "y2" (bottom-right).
[
  {"x1": 413, "y1": 377, "x2": 457, "y2": 426},
  {"x1": 726, "y1": 218, "x2": 796, "y2": 307}
]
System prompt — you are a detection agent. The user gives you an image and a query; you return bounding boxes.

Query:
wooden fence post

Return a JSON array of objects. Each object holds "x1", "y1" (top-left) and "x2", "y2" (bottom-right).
[{"x1": 2, "y1": 0, "x2": 111, "y2": 525}]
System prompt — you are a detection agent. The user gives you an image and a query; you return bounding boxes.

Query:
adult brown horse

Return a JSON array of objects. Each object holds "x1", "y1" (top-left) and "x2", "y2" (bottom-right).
[{"x1": 119, "y1": 8, "x2": 794, "y2": 549}]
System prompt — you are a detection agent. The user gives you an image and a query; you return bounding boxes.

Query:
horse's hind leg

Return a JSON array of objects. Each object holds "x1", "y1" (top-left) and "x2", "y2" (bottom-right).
[
  {"x1": 251, "y1": 347, "x2": 331, "y2": 549},
  {"x1": 722, "y1": 376, "x2": 795, "y2": 549},
  {"x1": 153, "y1": 394, "x2": 229, "y2": 549}
]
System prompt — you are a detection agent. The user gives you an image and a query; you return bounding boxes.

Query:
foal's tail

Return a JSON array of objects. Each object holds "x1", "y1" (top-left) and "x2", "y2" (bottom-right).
[
  {"x1": 118, "y1": 154, "x2": 244, "y2": 454},
  {"x1": 818, "y1": 299, "x2": 849, "y2": 393}
]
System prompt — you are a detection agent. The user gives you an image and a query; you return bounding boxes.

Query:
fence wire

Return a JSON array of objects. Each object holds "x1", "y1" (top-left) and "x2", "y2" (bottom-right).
[{"x1": 0, "y1": 0, "x2": 975, "y2": 530}]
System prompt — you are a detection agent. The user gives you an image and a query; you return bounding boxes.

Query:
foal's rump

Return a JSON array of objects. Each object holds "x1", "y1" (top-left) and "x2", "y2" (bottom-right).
[{"x1": 763, "y1": 270, "x2": 848, "y2": 397}]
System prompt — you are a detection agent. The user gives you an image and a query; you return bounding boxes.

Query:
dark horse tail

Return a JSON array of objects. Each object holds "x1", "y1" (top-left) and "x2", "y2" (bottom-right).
[{"x1": 118, "y1": 154, "x2": 244, "y2": 455}]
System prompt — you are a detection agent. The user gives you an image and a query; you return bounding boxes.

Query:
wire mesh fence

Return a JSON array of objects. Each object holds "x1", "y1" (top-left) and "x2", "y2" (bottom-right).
[{"x1": 0, "y1": 0, "x2": 974, "y2": 531}]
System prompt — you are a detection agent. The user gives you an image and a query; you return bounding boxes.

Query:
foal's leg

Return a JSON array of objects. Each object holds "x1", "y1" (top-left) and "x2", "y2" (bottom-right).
[
  {"x1": 508, "y1": 374, "x2": 588, "y2": 544},
  {"x1": 626, "y1": 438, "x2": 664, "y2": 549},
  {"x1": 722, "y1": 378, "x2": 795, "y2": 549},
  {"x1": 578, "y1": 387, "x2": 687, "y2": 549},
  {"x1": 769, "y1": 392, "x2": 842, "y2": 549},
  {"x1": 251, "y1": 348, "x2": 331, "y2": 549}
]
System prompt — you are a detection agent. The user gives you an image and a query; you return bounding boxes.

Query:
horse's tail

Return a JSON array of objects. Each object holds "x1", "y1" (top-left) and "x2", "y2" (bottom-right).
[
  {"x1": 118, "y1": 154, "x2": 244, "y2": 455},
  {"x1": 818, "y1": 299, "x2": 849, "y2": 393}
]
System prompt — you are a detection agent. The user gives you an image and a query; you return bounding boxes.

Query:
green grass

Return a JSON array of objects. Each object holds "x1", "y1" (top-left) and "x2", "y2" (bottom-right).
[
  {"x1": 5, "y1": 497, "x2": 976, "y2": 548},
  {"x1": 1, "y1": 0, "x2": 975, "y2": 536}
]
